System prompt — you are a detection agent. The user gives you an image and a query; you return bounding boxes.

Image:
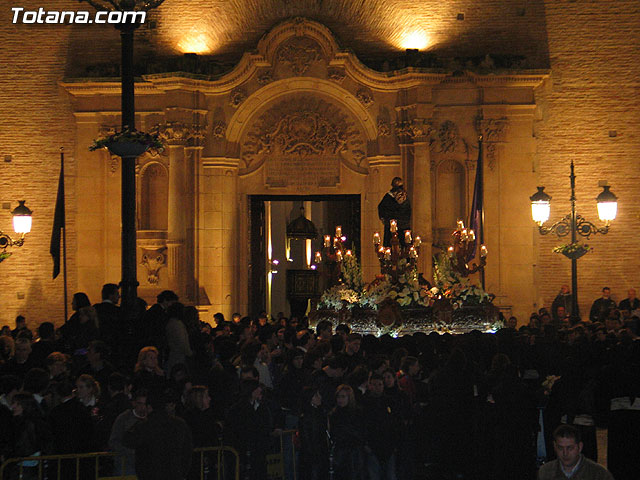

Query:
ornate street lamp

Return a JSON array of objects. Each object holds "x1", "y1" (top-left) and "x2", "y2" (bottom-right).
[
  {"x1": 530, "y1": 161, "x2": 617, "y2": 322},
  {"x1": 0, "y1": 201, "x2": 33, "y2": 261}
]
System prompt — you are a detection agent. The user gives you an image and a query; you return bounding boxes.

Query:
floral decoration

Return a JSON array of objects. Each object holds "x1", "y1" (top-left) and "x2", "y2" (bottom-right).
[
  {"x1": 432, "y1": 252, "x2": 492, "y2": 309},
  {"x1": 89, "y1": 128, "x2": 164, "y2": 152},
  {"x1": 552, "y1": 242, "x2": 590, "y2": 256}
]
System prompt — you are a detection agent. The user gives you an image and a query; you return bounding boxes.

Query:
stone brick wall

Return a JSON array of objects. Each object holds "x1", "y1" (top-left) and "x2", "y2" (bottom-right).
[{"x1": 0, "y1": 0, "x2": 638, "y2": 327}]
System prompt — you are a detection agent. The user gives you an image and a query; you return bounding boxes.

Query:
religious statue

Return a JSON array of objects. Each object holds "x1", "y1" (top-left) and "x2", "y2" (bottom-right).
[{"x1": 377, "y1": 177, "x2": 411, "y2": 246}]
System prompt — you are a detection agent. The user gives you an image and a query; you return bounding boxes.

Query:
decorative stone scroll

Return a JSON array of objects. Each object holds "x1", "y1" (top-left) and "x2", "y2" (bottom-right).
[
  {"x1": 211, "y1": 120, "x2": 227, "y2": 139},
  {"x1": 327, "y1": 68, "x2": 346, "y2": 83},
  {"x1": 257, "y1": 70, "x2": 274, "y2": 85},
  {"x1": 240, "y1": 95, "x2": 366, "y2": 183},
  {"x1": 356, "y1": 88, "x2": 374, "y2": 108},
  {"x1": 476, "y1": 117, "x2": 509, "y2": 170},
  {"x1": 154, "y1": 121, "x2": 206, "y2": 147},
  {"x1": 437, "y1": 120, "x2": 460, "y2": 153},
  {"x1": 140, "y1": 247, "x2": 166, "y2": 285},
  {"x1": 276, "y1": 37, "x2": 323, "y2": 75},
  {"x1": 229, "y1": 89, "x2": 247, "y2": 108}
]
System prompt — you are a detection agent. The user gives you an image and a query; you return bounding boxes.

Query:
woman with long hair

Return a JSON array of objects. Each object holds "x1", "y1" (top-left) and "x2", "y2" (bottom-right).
[
  {"x1": 133, "y1": 346, "x2": 166, "y2": 392},
  {"x1": 328, "y1": 384, "x2": 365, "y2": 480},
  {"x1": 11, "y1": 392, "x2": 52, "y2": 478}
]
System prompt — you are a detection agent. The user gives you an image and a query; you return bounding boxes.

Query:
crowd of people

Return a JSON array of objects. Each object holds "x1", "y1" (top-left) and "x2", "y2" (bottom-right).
[{"x1": 0, "y1": 283, "x2": 638, "y2": 480}]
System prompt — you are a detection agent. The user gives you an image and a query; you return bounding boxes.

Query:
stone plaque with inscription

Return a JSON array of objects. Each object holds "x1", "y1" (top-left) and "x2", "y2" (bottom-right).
[{"x1": 265, "y1": 155, "x2": 339, "y2": 188}]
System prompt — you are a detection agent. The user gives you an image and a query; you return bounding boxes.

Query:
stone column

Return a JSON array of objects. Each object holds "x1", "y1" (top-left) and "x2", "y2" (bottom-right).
[{"x1": 412, "y1": 122, "x2": 433, "y2": 279}]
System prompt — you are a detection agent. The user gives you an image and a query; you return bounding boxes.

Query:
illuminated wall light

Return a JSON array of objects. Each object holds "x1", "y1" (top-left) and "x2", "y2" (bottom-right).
[
  {"x1": 397, "y1": 28, "x2": 430, "y2": 50},
  {"x1": 177, "y1": 32, "x2": 212, "y2": 54}
]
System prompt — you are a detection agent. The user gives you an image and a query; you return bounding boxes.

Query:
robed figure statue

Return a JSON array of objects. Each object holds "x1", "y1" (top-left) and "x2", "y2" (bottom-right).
[{"x1": 377, "y1": 177, "x2": 411, "y2": 246}]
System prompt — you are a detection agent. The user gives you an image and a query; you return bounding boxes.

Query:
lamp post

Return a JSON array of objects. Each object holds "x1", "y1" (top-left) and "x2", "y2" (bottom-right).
[
  {"x1": 530, "y1": 161, "x2": 617, "y2": 323},
  {"x1": 0, "y1": 201, "x2": 33, "y2": 261}
]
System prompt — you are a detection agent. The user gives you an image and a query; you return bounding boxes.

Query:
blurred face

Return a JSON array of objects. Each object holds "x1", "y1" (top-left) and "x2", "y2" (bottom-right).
[
  {"x1": 49, "y1": 360, "x2": 66, "y2": 377},
  {"x1": 133, "y1": 396, "x2": 148, "y2": 417},
  {"x1": 408, "y1": 361, "x2": 420, "y2": 377},
  {"x1": 603, "y1": 288, "x2": 611, "y2": 299},
  {"x1": 507, "y1": 317, "x2": 517, "y2": 329},
  {"x1": 336, "y1": 389, "x2": 349, "y2": 407},
  {"x1": 346, "y1": 340, "x2": 360, "y2": 355},
  {"x1": 292, "y1": 356, "x2": 304, "y2": 369},
  {"x1": 143, "y1": 351, "x2": 158, "y2": 370},
  {"x1": 628, "y1": 289, "x2": 636, "y2": 300},
  {"x1": 251, "y1": 386, "x2": 263, "y2": 403},
  {"x1": 76, "y1": 380, "x2": 93, "y2": 400},
  {"x1": 560, "y1": 285, "x2": 570, "y2": 294},
  {"x1": 10, "y1": 400, "x2": 23, "y2": 417},
  {"x1": 368, "y1": 379, "x2": 384, "y2": 397},
  {"x1": 383, "y1": 371, "x2": 396, "y2": 388},
  {"x1": 554, "y1": 436, "x2": 583, "y2": 470},
  {"x1": 15, "y1": 342, "x2": 31, "y2": 362}
]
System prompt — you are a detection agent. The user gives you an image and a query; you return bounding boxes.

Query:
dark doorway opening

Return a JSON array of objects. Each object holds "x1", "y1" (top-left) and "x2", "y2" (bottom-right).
[{"x1": 249, "y1": 194, "x2": 361, "y2": 319}]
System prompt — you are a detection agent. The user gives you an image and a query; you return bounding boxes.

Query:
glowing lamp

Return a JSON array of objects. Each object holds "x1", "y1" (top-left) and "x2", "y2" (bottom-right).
[
  {"x1": 596, "y1": 186, "x2": 618, "y2": 223},
  {"x1": 529, "y1": 187, "x2": 551, "y2": 225},
  {"x1": 12, "y1": 200, "x2": 33, "y2": 234}
]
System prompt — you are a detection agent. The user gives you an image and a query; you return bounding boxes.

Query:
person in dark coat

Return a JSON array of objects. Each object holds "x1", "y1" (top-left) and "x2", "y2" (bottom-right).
[
  {"x1": 589, "y1": 287, "x2": 616, "y2": 323},
  {"x1": 124, "y1": 388, "x2": 193, "y2": 480},
  {"x1": 328, "y1": 384, "x2": 366, "y2": 480},
  {"x1": 377, "y1": 177, "x2": 411, "y2": 247},
  {"x1": 94, "y1": 283, "x2": 123, "y2": 355},
  {"x1": 298, "y1": 387, "x2": 328, "y2": 480}
]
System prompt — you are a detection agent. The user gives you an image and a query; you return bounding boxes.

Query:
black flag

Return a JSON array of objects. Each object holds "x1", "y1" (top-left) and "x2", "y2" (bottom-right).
[{"x1": 50, "y1": 150, "x2": 65, "y2": 279}]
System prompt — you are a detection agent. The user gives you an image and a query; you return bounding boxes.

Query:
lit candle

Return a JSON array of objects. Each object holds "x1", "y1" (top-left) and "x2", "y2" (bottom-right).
[
  {"x1": 324, "y1": 235, "x2": 330, "y2": 247},
  {"x1": 345, "y1": 250, "x2": 352, "y2": 257},
  {"x1": 409, "y1": 246, "x2": 417, "y2": 258},
  {"x1": 462, "y1": 229, "x2": 468, "y2": 241},
  {"x1": 480, "y1": 245, "x2": 488, "y2": 257},
  {"x1": 405, "y1": 230, "x2": 412, "y2": 244},
  {"x1": 315, "y1": 251, "x2": 322, "y2": 263},
  {"x1": 378, "y1": 246, "x2": 385, "y2": 254},
  {"x1": 469, "y1": 230, "x2": 475, "y2": 242},
  {"x1": 341, "y1": 236, "x2": 347, "y2": 242},
  {"x1": 414, "y1": 236, "x2": 422, "y2": 247},
  {"x1": 336, "y1": 250, "x2": 343, "y2": 261},
  {"x1": 390, "y1": 219, "x2": 397, "y2": 233},
  {"x1": 448, "y1": 246, "x2": 454, "y2": 256},
  {"x1": 335, "y1": 225, "x2": 342, "y2": 237},
  {"x1": 384, "y1": 248, "x2": 391, "y2": 261},
  {"x1": 373, "y1": 232, "x2": 381, "y2": 245},
  {"x1": 457, "y1": 220, "x2": 465, "y2": 230}
]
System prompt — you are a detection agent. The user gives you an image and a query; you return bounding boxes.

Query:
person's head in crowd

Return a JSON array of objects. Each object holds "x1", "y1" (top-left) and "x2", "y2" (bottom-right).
[
  {"x1": 315, "y1": 320, "x2": 333, "y2": 341},
  {"x1": 556, "y1": 306, "x2": 568, "y2": 320},
  {"x1": 303, "y1": 347, "x2": 324, "y2": 372},
  {"x1": 540, "y1": 312, "x2": 552, "y2": 325},
  {"x1": 46, "y1": 352, "x2": 70, "y2": 379},
  {"x1": 131, "y1": 388, "x2": 148, "y2": 418},
  {"x1": 506, "y1": 316, "x2": 518, "y2": 329},
  {"x1": 239, "y1": 378, "x2": 262, "y2": 405},
  {"x1": 157, "y1": 290, "x2": 179, "y2": 309},
  {"x1": 87, "y1": 340, "x2": 109, "y2": 366},
  {"x1": 240, "y1": 365, "x2": 260, "y2": 381},
  {"x1": 240, "y1": 341, "x2": 262, "y2": 367},
  {"x1": 75, "y1": 374, "x2": 100, "y2": 406},
  {"x1": 213, "y1": 312, "x2": 225, "y2": 327},
  {"x1": 257, "y1": 311, "x2": 269, "y2": 327},
  {"x1": 101, "y1": 283, "x2": 120, "y2": 304},
  {"x1": 538, "y1": 307, "x2": 549, "y2": 317},
  {"x1": 286, "y1": 348, "x2": 306, "y2": 371},
  {"x1": 258, "y1": 325, "x2": 276, "y2": 347},
  {"x1": 186, "y1": 385, "x2": 211, "y2": 411},
  {"x1": 14, "y1": 337, "x2": 32, "y2": 364},
  {"x1": 1, "y1": 325, "x2": 11, "y2": 337},
  {"x1": 167, "y1": 302, "x2": 185, "y2": 323},
  {"x1": 108, "y1": 372, "x2": 127, "y2": 396},
  {"x1": 335, "y1": 384, "x2": 356, "y2": 408},
  {"x1": 400, "y1": 355, "x2": 420, "y2": 377},
  {"x1": 78, "y1": 305, "x2": 99, "y2": 327},
  {"x1": 300, "y1": 386, "x2": 322, "y2": 411},
  {"x1": 528, "y1": 313, "x2": 541, "y2": 329},
  {"x1": 37, "y1": 322, "x2": 55, "y2": 341},
  {"x1": 71, "y1": 292, "x2": 91, "y2": 312},
  {"x1": 201, "y1": 322, "x2": 212, "y2": 335},
  {"x1": 0, "y1": 335, "x2": 15, "y2": 362},
  {"x1": 553, "y1": 425, "x2": 583, "y2": 471},
  {"x1": 559, "y1": 285, "x2": 570, "y2": 295},
  {"x1": 276, "y1": 325, "x2": 286, "y2": 343},
  {"x1": 605, "y1": 314, "x2": 621, "y2": 332},
  {"x1": 295, "y1": 329, "x2": 315, "y2": 351},
  {"x1": 182, "y1": 306, "x2": 200, "y2": 331},
  {"x1": 368, "y1": 354, "x2": 390, "y2": 375},
  {"x1": 344, "y1": 333, "x2": 362, "y2": 356},
  {"x1": 324, "y1": 355, "x2": 347, "y2": 378},
  {"x1": 0, "y1": 374, "x2": 21, "y2": 405},
  {"x1": 367, "y1": 372, "x2": 385, "y2": 397},
  {"x1": 14, "y1": 315, "x2": 26, "y2": 331},
  {"x1": 232, "y1": 312, "x2": 242, "y2": 324},
  {"x1": 601, "y1": 287, "x2": 611, "y2": 299},
  {"x1": 11, "y1": 392, "x2": 40, "y2": 419},
  {"x1": 347, "y1": 365, "x2": 370, "y2": 391},
  {"x1": 335, "y1": 323, "x2": 351, "y2": 340},
  {"x1": 381, "y1": 368, "x2": 397, "y2": 390},
  {"x1": 23, "y1": 368, "x2": 49, "y2": 396},
  {"x1": 135, "y1": 346, "x2": 163, "y2": 374},
  {"x1": 169, "y1": 363, "x2": 190, "y2": 384}
]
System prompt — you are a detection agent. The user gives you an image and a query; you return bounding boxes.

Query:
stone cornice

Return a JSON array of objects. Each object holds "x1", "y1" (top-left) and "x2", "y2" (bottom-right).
[{"x1": 201, "y1": 157, "x2": 241, "y2": 169}]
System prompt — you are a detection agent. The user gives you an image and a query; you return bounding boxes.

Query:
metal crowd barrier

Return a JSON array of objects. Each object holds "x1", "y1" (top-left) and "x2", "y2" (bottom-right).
[{"x1": 0, "y1": 446, "x2": 240, "y2": 480}]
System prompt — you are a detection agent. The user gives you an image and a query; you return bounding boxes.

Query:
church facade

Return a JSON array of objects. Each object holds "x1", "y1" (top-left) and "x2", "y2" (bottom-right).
[{"x1": 0, "y1": 2, "x2": 637, "y2": 326}]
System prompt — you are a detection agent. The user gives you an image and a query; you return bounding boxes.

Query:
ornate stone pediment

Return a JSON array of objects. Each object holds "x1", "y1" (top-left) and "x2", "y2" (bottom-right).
[
  {"x1": 140, "y1": 247, "x2": 167, "y2": 285},
  {"x1": 276, "y1": 37, "x2": 324, "y2": 76},
  {"x1": 154, "y1": 121, "x2": 206, "y2": 147},
  {"x1": 476, "y1": 117, "x2": 509, "y2": 170},
  {"x1": 240, "y1": 95, "x2": 367, "y2": 185}
]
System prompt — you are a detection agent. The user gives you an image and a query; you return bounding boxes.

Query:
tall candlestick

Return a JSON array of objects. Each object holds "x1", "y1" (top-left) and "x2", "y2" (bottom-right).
[
  {"x1": 336, "y1": 250, "x2": 343, "y2": 261},
  {"x1": 373, "y1": 232, "x2": 381, "y2": 245},
  {"x1": 469, "y1": 230, "x2": 475, "y2": 241},
  {"x1": 335, "y1": 225, "x2": 342, "y2": 237},
  {"x1": 409, "y1": 246, "x2": 418, "y2": 258},
  {"x1": 315, "y1": 251, "x2": 322, "y2": 263},
  {"x1": 480, "y1": 245, "x2": 488, "y2": 257},
  {"x1": 384, "y1": 248, "x2": 391, "y2": 261},
  {"x1": 324, "y1": 235, "x2": 330, "y2": 247},
  {"x1": 390, "y1": 219, "x2": 397, "y2": 233},
  {"x1": 457, "y1": 220, "x2": 465, "y2": 230},
  {"x1": 414, "y1": 236, "x2": 422, "y2": 247},
  {"x1": 405, "y1": 230, "x2": 412, "y2": 244}
]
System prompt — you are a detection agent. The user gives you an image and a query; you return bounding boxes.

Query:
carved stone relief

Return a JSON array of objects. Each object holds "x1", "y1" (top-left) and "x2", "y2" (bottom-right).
[
  {"x1": 276, "y1": 37, "x2": 323, "y2": 75},
  {"x1": 356, "y1": 88, "x2": 374, "y2": 108},
  {"x1": 476, "y1": 117, "x2": 508, "y2": 170},
  {"x1": 437, "y1": 120, "x2": 459, "y2": 153},
  {"x1": 257, "y1": 70, "x2": 274, "y2": 85},
  {"x1": 327, "y1": 68, "x2": 346, "y2": 83},
  {"x1": 154, "y1": 121, "x2": 206, "y2": 147},
  {"x1": 141, "y1": 247, "x2": 167, "y2": 285},
  {"x1": 211, "y1": 120, "x2": 227, "y2": 139},
  {"x1": 240, "y1": 95, "x2": 366, "y2": 187},
  {"x1": 230, "y1": 89, "x2": 247, "y2": 108},
  {"x1": 377, "y1": 119, "x2": 391, "y2": 137}
]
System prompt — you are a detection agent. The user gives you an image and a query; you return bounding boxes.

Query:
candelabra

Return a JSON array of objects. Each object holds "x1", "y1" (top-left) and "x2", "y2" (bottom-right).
[
  {"x1": 373, "y1": 219, "x2": 421, "y2": 283},
  {"x1": 314, "y1": 225, "x2": 353, "y2": 285},
  {"x1": 446, "y1": 220, "x2": 487, "y2": 277}
]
